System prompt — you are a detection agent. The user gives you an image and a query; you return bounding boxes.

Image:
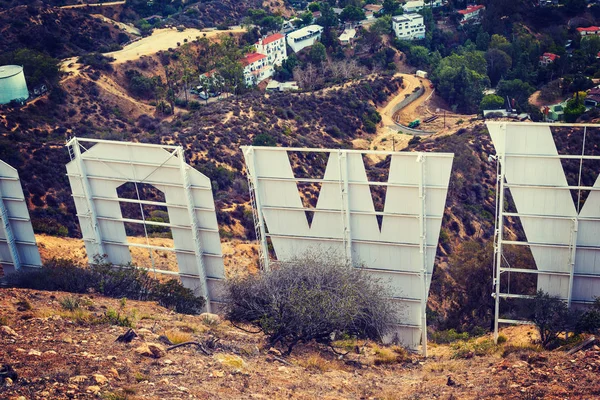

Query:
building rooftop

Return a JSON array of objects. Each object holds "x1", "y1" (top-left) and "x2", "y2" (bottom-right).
[
  {"x1": 363, "y1": 4, "x2": 383, "y2": 12},
  {"x1": 287, "y1": 25, "x2": 323, "y2": 40},
  {"x1": 540, "y1": 52, "x2": 559, "y2": 61},
  {"x1": 259, "y1": 33, "x2": 285, "y2": 45},
  {"x1": 392, "y1": 13, "x2": 423, "y2": 23},
  {"x1": 0, "y1": 65, "x2": 23, "y2": 79},
  {"x1": 339, "y1": 28, "x2": 357, "y2": 42},
  {"x1": 577, "y1": 26, "x2": 600, "y2": 32},
  {"x1": 243, "y1": 53, "x2": 267, "y2": 65},
  {"x1": 403, "y1": 1, "x2": 424, "y2": 9},
  {"x1": 458, "y1": 4, "x2": 485, "y2": 15}
]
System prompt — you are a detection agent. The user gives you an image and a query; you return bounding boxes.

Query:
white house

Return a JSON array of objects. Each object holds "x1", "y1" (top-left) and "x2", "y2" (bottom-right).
[
  {"x1": 392, "y1": 13, "x2": 425, "y2": 41},
  {"x1": 266, "y1": 80, "x2": 299, "y2": 92},
  {"x1": 339, "y1": 28, "x2": 357, "y2": 45},
  {"x1": 255, "y1": 33, "x2": 287, "y2": 67},
  {"x1": 287, "y1": 24, "x2": 324, "y2": 53},
  {"x1": 242, "y1": 53, "x2": 274, "y2": 86},
  {"x1": 403, "y1": 1, "x2": 425, "y2": 13},
  {"x1": 458, "y1": 4, "x2": 485, "y2": 25},
  {"x1": 403, "y1": 0, "x2": 444, "y2": 13}
]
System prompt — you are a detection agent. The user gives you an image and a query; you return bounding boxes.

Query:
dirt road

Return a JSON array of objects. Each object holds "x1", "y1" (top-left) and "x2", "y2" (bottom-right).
[
  {"x1": 105, "y1": 28, "x2": 245, "y2": 64},
  {"x1": 367, "y1": 73, "x2": 433, "y2": 153},
  {"x1": 91, "y1": 14, "x2": 140, "y2": 35},
  {"x1": 61, "y1": 1, "x2": 125, "y2": 8}
]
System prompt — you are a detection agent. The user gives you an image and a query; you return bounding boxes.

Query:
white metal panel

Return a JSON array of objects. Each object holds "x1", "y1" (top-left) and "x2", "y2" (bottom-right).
[
  {"x1": 65, "y1": 138, "x2": 224, "y2": 311},
  {"x1": 243, "y1": 146, "x2": 454, "y2": 353},
  {"x1": 0, "y1": 160, "x2": 42, "y2": 274},
  {"x1": 489, "y1": 122, "x2": 600, "y2": 337}
]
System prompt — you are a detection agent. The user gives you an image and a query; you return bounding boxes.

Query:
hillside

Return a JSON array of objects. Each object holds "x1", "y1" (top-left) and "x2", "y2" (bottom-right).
[
  {"x1": 2, "y1": 288, "x2": 600, "y2": 399},
  {"x1": 0, "y1": 5, "x2": 132, "y2": 58}
]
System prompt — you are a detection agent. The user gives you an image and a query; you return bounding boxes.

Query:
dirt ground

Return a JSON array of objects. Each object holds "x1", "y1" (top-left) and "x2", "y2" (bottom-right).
[
  {"x1": 105, "y1": 28, "x2": 245, "y2": 64},
  {"x1": 2, "y1": 288, "x2": 600, "y2": 400},
  {"x1": 35, "y1": 234, "x2": 259, "y2": 280}
]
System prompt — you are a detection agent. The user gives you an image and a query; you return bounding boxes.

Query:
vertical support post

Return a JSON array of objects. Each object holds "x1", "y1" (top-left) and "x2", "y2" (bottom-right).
[
  {"x1": 567, "y1": 218, "x2": 578, "y2": 308},
  {"x1": 69, "y1": 138, "x2": 106, "y2": 259},
  {"x1": 246, "y1": 147, "x2": 270, "y2": 271},
  {"x1": 417, "y1": 153, "x2": 427, "y2": 357},
  {"x1": 177, "y1": 147, "x2": 210, "y2": 312},
  {"x1": 340, "y1": 151, "x2": 353, "y2": 264},
  {"x1": 493, "y1": 124, "x2": 507, "y2": 343},
  {"x1": 0, "y1": 184, "x2": 21, "y2": 270}
]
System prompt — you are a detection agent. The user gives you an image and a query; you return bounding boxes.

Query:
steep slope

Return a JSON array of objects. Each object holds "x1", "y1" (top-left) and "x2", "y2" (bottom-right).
[
  {"x1": 1, "y1": 288, "x2": 600, "y2": 399},
  {"x1": 0, "y1": 5, "x2": 132, "y2": 58}
]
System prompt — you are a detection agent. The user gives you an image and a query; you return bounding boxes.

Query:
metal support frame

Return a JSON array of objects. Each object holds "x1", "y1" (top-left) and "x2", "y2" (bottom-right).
[
  {"x1": 417, "y1": 153, "x2": 428, "y2": 357},
  {"x1": 0, "y1": 184, "x2": 21, "y2": 270},
  {"x1": 492, "y1": 123, "x2": 599, "y2": 340},
  {"x1": 68, "y1": 137, "x2": 106, "y2": 259},
  {"x1": 244, "y1": 147, "x2": 270, "y2": 271},
  {"x1": 66, "y1": 137, "x2": 222, "y2": 311},
  {"x1": 244, "y1": 146, "x2": 452, "y2": 356},
  {"x1": 493, "y1": 124, "x2": 507, "y2": 343},
  {"x1": 177, "y1": 147, "x2": 211, "y2": 312},
  {"x1": 340, "y1": 151, "x2": 352, "y2": 263}
]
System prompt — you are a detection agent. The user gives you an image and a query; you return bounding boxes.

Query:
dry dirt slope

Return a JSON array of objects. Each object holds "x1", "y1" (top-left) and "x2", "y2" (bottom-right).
[{"x1": 1, "y1": 288, "x2": 600, "y2": 399}]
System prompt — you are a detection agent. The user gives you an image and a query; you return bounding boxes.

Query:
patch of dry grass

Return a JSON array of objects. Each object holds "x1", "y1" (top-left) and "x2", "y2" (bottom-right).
[
  {"x1": 164, "y1": 329, "x2": 192, "y2": 345},
  {"x1": 297, "y1": 354, "x2": 332, "y2": 372},
  {"x1": 373, "y1": 345, "x2": 410, "y2": 365}
]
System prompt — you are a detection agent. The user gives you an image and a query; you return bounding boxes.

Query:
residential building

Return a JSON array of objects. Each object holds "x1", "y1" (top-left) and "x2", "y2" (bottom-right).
[
  {"x1": 403, "y1": 0, "x2": 425, "y2": 13},
  {"x1": 539, "y1": 52, "x2": 559, "y2": 67},
  {"x1": 242, "y1": 53, "x2": 274, "y2": 86},
  {"x1": 458, "y1": 4, "x2": 485, "y2": 25},
  {"x1": 339, "y1": 28, "x2": 357, "y2": 45},
  {"x1": 577, "y1": 26, "x2": 600, "y2": 37},
  {"x1": 392, "y1": 13, "x2": 425, "y2": 41},
  {"x1": 585, "y1": 87, "x2": 600, "y2": 107},
  {"x1": 287, "y1": 24, "x2": 324, "y2": 53},
  {"x1": 363, "y1": 4, "x2": 383, "y2": 14},
  {"x1": 266, "y1": 80, "x2": 299, "y2": 92},
  {"x1": 403, "y1": 0, "x2": 444, "y2": 12},
  {"x1": 255, "y1": 33, "x2": 287, "y2": 67},
  {"x1": 282, "y1": 18, "x2": 301, "y2": 34}
]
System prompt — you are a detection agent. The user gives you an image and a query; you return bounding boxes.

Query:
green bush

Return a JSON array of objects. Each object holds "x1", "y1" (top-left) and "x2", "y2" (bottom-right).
[
  {"x1": 2, "y1": 259, "x2": 205, "y2": 314},
  {"x1": 225, "y1": 254, "x2": 396, "y2": 355},
  {"x1": 430, "y1": 329, "x2": 469, "y2": 344}
]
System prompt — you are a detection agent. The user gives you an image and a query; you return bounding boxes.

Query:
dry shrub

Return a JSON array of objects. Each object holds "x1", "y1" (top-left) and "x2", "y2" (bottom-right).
[{"x1": 225, "y1": 253, "x2": 397, "y2": 355}]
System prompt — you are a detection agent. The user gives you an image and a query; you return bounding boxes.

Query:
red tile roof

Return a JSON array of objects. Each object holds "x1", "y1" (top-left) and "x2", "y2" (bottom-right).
[
  {"x1": 540, "y1": 52, "x2": 559, "y2": 62},
  {"x1": 458, "y1": 4, "x2": 484, "y2": 15},
  {"x1": 260, "y1": 33, "x2": 284, "y2": 45},
  {"x1": 577, "y1": 26, "x2": 600, "y2": 32},
  {"x1": 243, "y1": 53, "x2": 266, "y2": 65}
]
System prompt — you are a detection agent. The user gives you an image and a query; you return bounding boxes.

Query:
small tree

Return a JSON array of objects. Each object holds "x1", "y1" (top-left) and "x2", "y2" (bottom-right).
[
  {"x1": 530, "y1": 290, "x2": 572, "y2": 349},
  {"x1": 225, "y1": 254, "x2": 397, "y2": 354},
  {"x1": 479, "y1": 94, "x2": 505, "y2": 112}
]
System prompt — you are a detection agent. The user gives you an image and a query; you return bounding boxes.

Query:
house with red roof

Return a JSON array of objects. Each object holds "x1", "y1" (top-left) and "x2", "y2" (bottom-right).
[
  {"x1": 255, "y1": 33, "x2": 288, "y2": 67},
  {"x1": 577, "y1": 26, "x2": 600, "y2": 37},
  {"x1": 539, "y1": 52, "x2": 559, "y2": 67},
  {"x1": 242, "y1": 53, "x2": 274, "y2": 86},
  {"x1": 458, "y1": 4, "x2": 485, "y2": 25}
]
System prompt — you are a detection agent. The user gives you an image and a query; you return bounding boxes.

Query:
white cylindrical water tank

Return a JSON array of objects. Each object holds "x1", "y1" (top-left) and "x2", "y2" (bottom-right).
[{"x1": 0, "y1": 65, "x2": 29, "y2": 104}]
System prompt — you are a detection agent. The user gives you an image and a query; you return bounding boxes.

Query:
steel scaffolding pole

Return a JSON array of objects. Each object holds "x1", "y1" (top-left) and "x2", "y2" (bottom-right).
[
  {"x1": 494, "y1": 124, "x2": 507, "y2": 343},
  {"x1": 417, "y1": 153, "x2": 428, "y2": 357}
]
